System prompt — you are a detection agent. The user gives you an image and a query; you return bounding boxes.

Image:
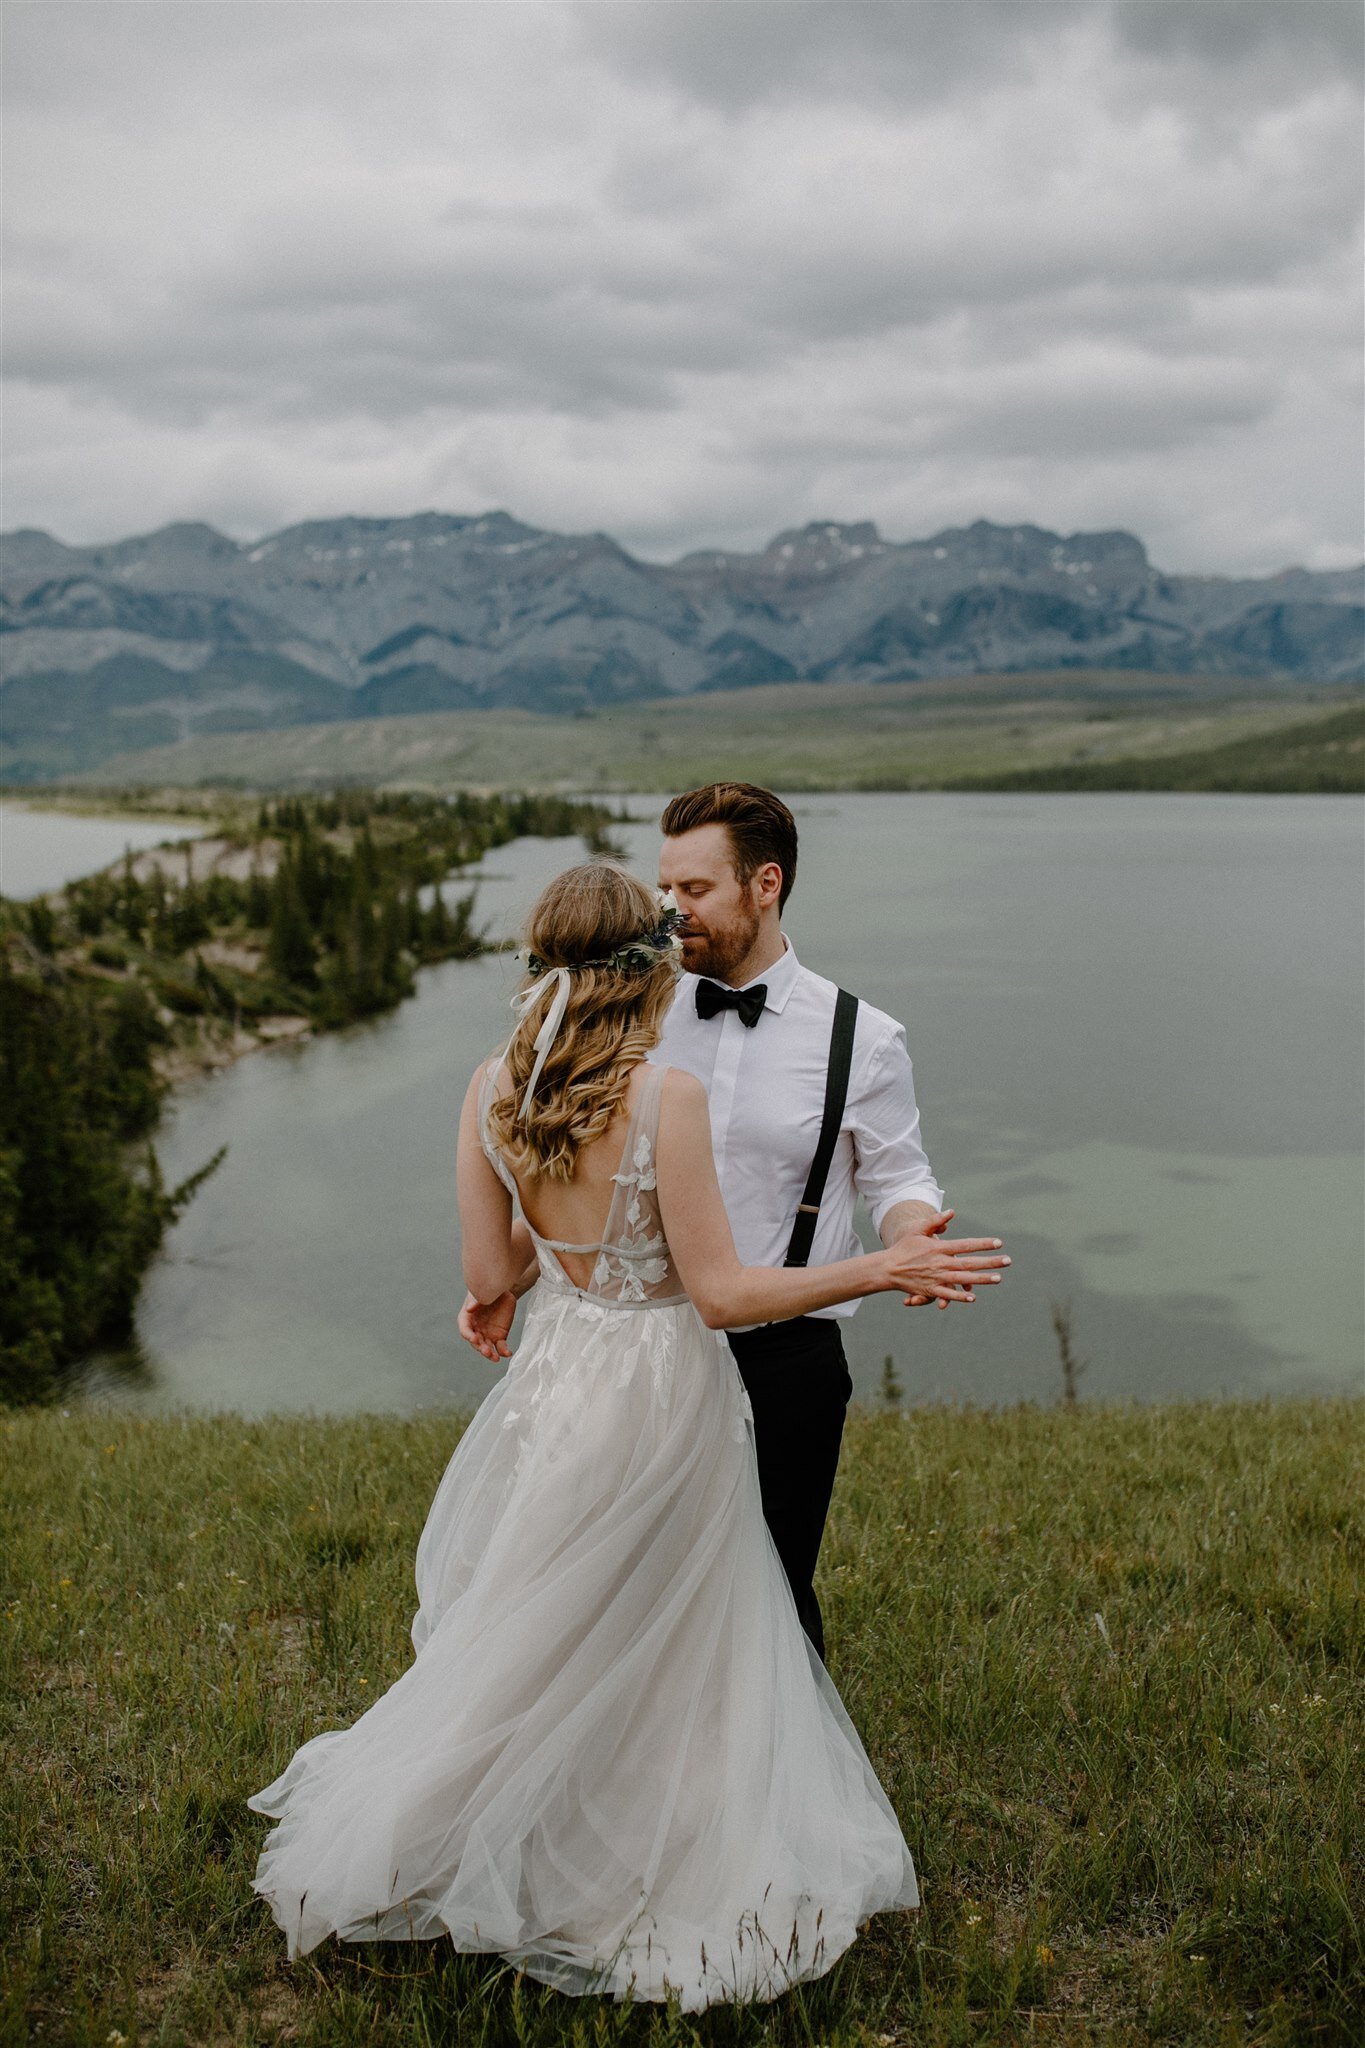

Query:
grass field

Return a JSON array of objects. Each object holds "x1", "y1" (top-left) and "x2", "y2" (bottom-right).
[
  {"x1": 963, "y1": 703, "x2": 1365, "y2": 793},
  {"x1": 72, "y1": 675, "x2": 1363, "y2": 796},
  {"x1": 4, "y1": 1397, "x2": 1361, "y2": 2046}
]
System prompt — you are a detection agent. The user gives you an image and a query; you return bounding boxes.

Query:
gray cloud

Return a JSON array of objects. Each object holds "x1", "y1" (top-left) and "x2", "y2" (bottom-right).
[
  {"x1": 1111, "y1": 0, "x2": 1362, "y2": 73},
  {"x1": 2, "y1": 0, "x2": 1360, "y2": 573},
  {"x1": 577, "y1": 0, "x2": 1060, "y2": 113}
]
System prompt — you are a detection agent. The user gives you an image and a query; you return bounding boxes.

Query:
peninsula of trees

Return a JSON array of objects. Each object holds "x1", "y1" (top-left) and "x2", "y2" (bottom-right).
[{"x1": 0, "y1": 789, "x2": 617, "y2": 1404}]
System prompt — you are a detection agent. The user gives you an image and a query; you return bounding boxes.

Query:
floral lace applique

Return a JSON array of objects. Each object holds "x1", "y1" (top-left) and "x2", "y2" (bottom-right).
[
  {"x1": 649, "y1": 1311, "x2": 678, "y2": 1402},
  {"x1": 590, "y1": 1130, "x2": 671, "y2": 1304}
]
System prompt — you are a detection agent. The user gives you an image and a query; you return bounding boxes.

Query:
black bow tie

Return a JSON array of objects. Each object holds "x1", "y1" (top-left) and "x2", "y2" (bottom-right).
[{"x1": 695, "y1": 978, "x2": 768, "y2": 1028}]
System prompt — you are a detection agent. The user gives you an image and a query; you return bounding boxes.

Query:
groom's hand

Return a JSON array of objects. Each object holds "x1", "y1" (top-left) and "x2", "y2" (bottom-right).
[
  {"x1": 882, "y1": 1201, "x2": 962, "y2": 1310},
  {"x1": 458, "y1": 1290, "x2": 517, "y2": 1361},
  {"x1": 880, "y1": 1211, "x2": 1010, "y2": 1306},
  {"x1": 906, "y1": 1208, "x2": 954, "y2": 1309}
]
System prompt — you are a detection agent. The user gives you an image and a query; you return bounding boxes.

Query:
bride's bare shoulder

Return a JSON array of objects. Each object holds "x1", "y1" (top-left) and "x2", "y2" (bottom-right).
[
  {"x1": 656, "y1": 1066, "x2": 708, "y2": 1115},
  {"x1": 463, "y1": 1050, "x2": 510, "y2": 1113}
]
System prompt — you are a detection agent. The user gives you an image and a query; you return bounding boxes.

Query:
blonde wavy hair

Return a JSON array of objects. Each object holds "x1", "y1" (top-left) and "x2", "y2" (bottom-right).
[{"x1": 486, "y1": 863, "x2": 681, "y2": 1183}]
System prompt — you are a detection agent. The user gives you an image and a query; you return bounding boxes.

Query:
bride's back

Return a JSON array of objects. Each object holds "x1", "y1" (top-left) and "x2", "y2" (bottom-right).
[
  {"x1": 500, "y1": 1062, "x2": 648, "y2": 1281},
  {"x1": 482, "y1": 1059, "x2": 683, "y2": 1303}
]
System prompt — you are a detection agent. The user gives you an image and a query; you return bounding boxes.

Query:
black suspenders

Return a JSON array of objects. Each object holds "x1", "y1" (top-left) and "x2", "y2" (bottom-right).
[{"x1": 783, "y1": 987, "x2": 859, "y2": 1268}]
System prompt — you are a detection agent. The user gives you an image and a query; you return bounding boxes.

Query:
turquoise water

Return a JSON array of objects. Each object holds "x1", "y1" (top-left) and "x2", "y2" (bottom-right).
[{"x1": 78, "y1": 793, "x2": 1364, "y2": 1416}]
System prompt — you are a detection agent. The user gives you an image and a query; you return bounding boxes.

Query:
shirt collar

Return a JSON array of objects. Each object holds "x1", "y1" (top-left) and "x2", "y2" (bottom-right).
[{"x1": 735, "y1": 933, "x2": 800, "y2": 1015}]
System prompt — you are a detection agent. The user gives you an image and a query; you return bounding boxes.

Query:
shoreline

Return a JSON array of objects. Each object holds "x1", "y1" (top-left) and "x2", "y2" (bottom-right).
[
  {"x1": 3, "y1": 788, "x2": 616, "y2": 1408},
  {"x1": 6, "y1": 798, "x2": 523, "y2": 1090}
]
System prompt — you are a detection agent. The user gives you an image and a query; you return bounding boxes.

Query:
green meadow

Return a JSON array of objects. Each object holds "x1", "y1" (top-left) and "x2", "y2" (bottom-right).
[
  {"x1": 4, "y1": 1396, "x2": 1361, "y2": 2046},
  {"x1": 73, "y1": 676, "x2": 1364, "y2": 796}
]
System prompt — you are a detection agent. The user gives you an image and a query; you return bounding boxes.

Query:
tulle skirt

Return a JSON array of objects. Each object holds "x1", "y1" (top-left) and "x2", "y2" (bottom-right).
[{"x1": 247, "y1": 1287, "x2": 918, "y2": 2008}]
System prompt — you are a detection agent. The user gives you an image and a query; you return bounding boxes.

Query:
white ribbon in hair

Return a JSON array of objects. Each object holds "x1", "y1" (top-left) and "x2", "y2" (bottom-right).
[{"x1": 512, "y1": 966, "x2": 572, "y2": 1120}]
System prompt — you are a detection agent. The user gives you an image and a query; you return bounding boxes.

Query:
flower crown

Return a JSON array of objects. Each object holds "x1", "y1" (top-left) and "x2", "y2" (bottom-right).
[{"x1": 522, "y1": 889, "x2": 686, "y2": 979}]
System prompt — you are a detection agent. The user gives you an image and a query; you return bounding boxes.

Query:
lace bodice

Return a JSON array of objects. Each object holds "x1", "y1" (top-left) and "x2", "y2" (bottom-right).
[{"x1": 478, "y1": 1059, "x2": 689, "y2": 1310}]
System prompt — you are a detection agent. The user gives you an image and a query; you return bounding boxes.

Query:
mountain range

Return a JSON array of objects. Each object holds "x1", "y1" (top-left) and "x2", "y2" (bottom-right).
[{"x1": 1, "y1": 509, "x2": 1361, "y2": 779}]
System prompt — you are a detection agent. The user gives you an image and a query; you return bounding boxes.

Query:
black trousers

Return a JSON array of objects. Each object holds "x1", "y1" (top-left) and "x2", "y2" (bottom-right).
[{"x1": 726, "y1": 1316, "x2": 854, "y2": 1664}]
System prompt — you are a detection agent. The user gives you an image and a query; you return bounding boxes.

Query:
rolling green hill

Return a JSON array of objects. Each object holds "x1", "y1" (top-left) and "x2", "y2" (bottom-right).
[
  {"x1": 65, "y1": 672, "x2": 1363, "y2": 795},
  {"x1": 962, "y1": 702, "x2": 1365, "y2": 793}
]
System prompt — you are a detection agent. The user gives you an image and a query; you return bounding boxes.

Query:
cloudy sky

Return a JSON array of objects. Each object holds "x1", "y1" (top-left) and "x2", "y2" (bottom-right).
[{"x1": 4, "y1": 0, "x2": 1362, "y2": 573}]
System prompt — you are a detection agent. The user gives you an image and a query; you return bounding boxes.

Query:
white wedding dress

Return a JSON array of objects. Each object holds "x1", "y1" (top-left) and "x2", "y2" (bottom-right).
[{"x1": 248, "y1": 1060, "x2": 919, "y2": 2008}]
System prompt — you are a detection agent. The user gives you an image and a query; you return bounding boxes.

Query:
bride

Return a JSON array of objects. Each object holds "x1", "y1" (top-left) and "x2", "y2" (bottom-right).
[{"x1": 248, "y1": 862, "x2": 1008, "y2": 2009}]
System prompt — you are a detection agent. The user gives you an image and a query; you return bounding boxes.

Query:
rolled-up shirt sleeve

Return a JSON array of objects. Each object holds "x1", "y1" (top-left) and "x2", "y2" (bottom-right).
[{"x1": 851, "y1": 1022, "x2": 945, "y2": 1231}]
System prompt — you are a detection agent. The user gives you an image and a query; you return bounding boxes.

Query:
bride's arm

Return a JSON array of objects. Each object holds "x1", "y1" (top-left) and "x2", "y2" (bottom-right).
[
  {"x1": 655, "y1": 1069, "x2": 1007, "y2": 1327},
  {"x1": 456, "y1": 1064, "x2": 526, "y2": 1304}
]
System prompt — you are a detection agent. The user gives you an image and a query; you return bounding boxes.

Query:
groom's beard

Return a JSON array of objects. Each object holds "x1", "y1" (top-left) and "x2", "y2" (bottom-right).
[{"x1": 681, "y1": 900, "x2": 763, "y2": 985}]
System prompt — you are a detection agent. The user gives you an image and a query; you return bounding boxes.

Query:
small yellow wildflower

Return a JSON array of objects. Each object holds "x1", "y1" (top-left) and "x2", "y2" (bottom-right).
[{"x1": 1036, "y1": 1943, "x2": 1054, "y2": 1964}]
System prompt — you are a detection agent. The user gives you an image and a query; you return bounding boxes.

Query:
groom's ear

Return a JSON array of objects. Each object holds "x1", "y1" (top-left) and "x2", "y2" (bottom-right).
[{"x1": 753, "y1": 860, "x2": 784, "y2": 909}]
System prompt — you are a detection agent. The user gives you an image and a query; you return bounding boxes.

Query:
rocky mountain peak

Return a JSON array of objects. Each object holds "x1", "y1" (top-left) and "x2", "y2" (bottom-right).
[
  {"x1": 95, "y1": 521, "x2": 243, "y2": 569},
  {"x1": 919, "y1": 519, "x2": 1149, "y2": 572},
  {"x1": 760, "y1": 521, "x2": 888, "y2": 573}
]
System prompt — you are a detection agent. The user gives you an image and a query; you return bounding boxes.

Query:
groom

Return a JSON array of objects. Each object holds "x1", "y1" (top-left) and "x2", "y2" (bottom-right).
[{"x1": 460, "y1": 782, "x2": 981, "y2": 1660}]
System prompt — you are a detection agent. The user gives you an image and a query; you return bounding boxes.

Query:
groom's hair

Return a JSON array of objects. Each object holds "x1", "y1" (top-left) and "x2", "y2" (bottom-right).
[{"x1": 660, "y1": 783, "x2": 798, "y2": 911}]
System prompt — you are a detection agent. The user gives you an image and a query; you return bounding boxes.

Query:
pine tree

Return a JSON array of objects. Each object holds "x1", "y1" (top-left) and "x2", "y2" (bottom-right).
[
  {"x1": 378, "y1": 887, "x2": 405, "y2": 999},
  {"x1": 245, "y1": 861, "x2": 271, "y2": 929},
  {"x1": 424, "y1": 888, "x2": 451, "y2": 953},
  {"x1": 267, "y1": 864, "x2": 315, "y2": 987}
]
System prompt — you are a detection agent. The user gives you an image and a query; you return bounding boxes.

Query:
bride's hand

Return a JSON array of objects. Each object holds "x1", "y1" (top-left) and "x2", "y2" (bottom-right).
[
  {"x1": 458, "y1": 1289, "x2": 517, "y2": 1361},
  {"x1": 878, "y1": 1217, "x2": 1010, "y2": 1306}
]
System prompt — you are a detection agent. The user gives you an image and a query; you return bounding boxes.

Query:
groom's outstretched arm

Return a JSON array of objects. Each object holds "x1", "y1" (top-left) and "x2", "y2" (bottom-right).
[
  {"x1": 851, "y1": 1021, "x2": 950, "y2": 1307},
  {"x1": 850, "y1": 1025, "x2": 1006, "y2": 1311},
  {"x1": 881, "y1": 1198, "x2": 941, "y2": 1236}
]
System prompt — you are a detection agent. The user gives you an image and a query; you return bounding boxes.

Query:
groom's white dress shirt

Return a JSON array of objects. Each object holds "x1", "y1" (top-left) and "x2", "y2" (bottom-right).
[{"x1": 651, "y1": 936, "x2": 944, "y2": 1326}]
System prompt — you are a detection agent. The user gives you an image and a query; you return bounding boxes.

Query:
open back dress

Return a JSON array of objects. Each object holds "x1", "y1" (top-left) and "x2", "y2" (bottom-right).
[{"x1": 248, "y1": 1058, "x2": 919, "y2": 2008}]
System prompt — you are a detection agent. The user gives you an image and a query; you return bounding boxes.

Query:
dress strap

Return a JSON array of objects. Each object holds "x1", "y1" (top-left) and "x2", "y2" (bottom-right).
[
  {"x1": 478, "y1": 1050, "x2": 518, "y2": 1196},
  {"x1": 619, "y1": 1061, "x2": 667, "y2": 1163}
]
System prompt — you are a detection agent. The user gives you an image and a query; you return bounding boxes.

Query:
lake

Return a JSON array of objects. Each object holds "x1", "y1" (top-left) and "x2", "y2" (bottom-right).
[
  {"x1": 75, "y1": 792, "x2": 1363, "y2": 1417},
  {"x1": 1, "y1": 802, "x2": 204, "y2": 900}
]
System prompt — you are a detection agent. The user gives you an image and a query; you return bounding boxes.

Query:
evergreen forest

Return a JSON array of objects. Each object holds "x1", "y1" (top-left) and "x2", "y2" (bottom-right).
[{"x1": 1, "y1": 789, "x2": 616, "y2": 1405}]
